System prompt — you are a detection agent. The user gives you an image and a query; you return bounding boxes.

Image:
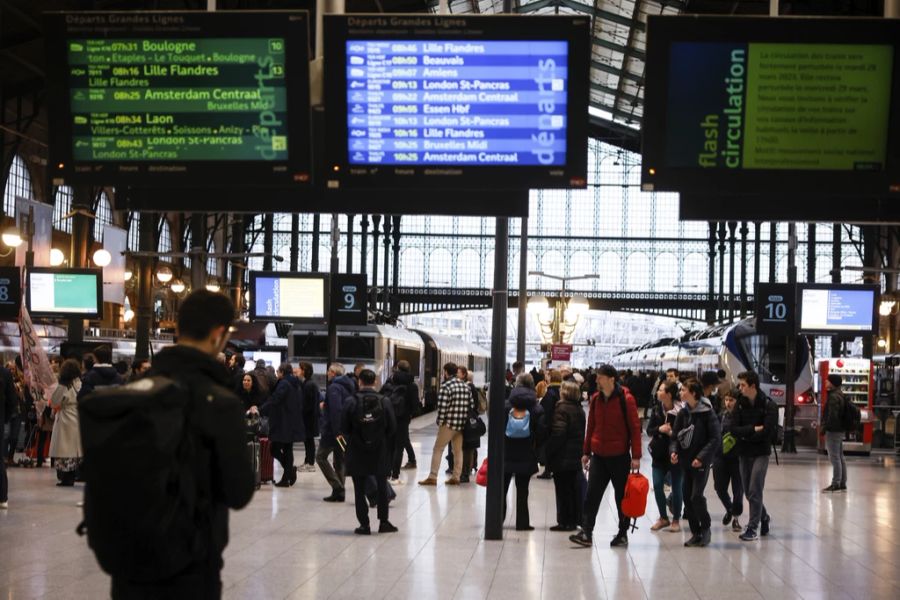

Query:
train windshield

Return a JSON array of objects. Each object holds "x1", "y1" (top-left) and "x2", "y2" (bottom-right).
[{"x1": 736, "y1": 335, "x2": 786, "y2": 384}]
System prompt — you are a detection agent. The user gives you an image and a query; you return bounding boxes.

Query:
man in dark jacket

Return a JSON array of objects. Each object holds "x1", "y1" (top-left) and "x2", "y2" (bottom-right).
[
  {"x1": 381, "y1": 360, "x2": 419, "y2": 483},
  {"x1": 342, "y1": 369, "x2": 398, "y2": 535},
  {"x1": 821, "y1": 374, "x2": 848, "y2": 493},
  {"x1": 298, "y1": 362, "x2": 320, "y2": 472},
  {"x1": 732, "y1": 370, "x2": 778, "y2": 541},
  {"x1": 570, "y1": 364, "x2": 642, "y2": 549},
  {"x1": 0, "y1": 363, "x2": 19, "y2": 509},
  {"x1": 257, "y1": 364, "x2": 304, "y2": 487},
  {"x1": 78, "y1": 345, "x2": 124, "y2": 400},
  {"x1": 111, "y1": 290, "x2": 254, "y2": 599},
  {"x1": 317, "y1": 363, "x2": 355, "y2": 502},
  {"x1": 537, "y1": 369, "x2": 563, "y2": 479}
]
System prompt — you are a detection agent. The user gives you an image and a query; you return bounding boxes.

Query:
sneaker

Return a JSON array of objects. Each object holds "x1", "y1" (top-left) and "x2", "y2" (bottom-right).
[
  {"x1": 684, "y1": 533, "x2": 701, "y2": 547},
  {"x1": 445, "y1": 477, "x2": 460, "y2": 485},
  {"x1": 401, "y1": 462, "x2": 417, "y2": 470},
  {"x1": 822, "y1": 484, "x2": 839, "y2": 493},
  {"x1": 300, "y1": 464, "x2": 316, "y2": 473},
  {"x1": 668, "y1": 520, "x2": 681, "y2": 532},
  {"x1": 760, "y1": 516, "x2": 770, "y2": 537},
  {"x1": 549, "y1": 524, "x2": 576, "y2": 532},
  {"x1": 731, "y1": 517, "x2": 742, "y2": 532},
  {"x1": 650, "y1": 518, "x2": 671, "y2": 531},
  {"x1": 0, "y1": 501, "x2": 7, "y2": 509},
  {"x1": 418, "y1": 477, "x2": 437, "y2": 486},
  {"x1": 698, "y1": 529, "x2": 711, "y2": 547},
  {"x1": 354, "y1": 525, "x2": 371, "y2": 535},
  {"x1": 837, "y1": 485, "x2": 847, "y2": 493},
  {"x1": 569, "y1": 530, "x2": 593, "y2": 547},
  {"x1": 378, "y1": 521, "x2": 398, "y2": 533},
  {"x1": 722, "y1": 511, "x2": 732, "y2": 526},
  {"x1": 323, "y1": 493, "x2": 345, "y2": 503},
  {"x1": 610, "y1": 532, "x2": 628, "y2": 547},
  {"x1": 739, "y1": 528, "x2": 758, "y2": 541}
]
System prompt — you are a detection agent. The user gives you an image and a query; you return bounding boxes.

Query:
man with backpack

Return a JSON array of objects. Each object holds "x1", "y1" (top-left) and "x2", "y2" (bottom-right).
[
  {"x1": 570, "y1": 364, "x2": 642, "y2": 549},
  {"x1": 342, "y1": 369, "x2": 397, "y2": 535},
  {"x1": 78, "y1": 290, "x2": 254, "y2": 599},
  {"x1": 732, "y1": 370, "x2": 778, "y2": 541},
  {"x1": 821, "y1": 374, "x2": 851, "y2": 493},
  {"x1": 381, "y1": 360, "x2": 419, "y2": 485}
]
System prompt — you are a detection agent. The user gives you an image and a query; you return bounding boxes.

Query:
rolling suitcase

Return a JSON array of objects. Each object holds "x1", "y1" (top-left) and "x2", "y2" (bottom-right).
[
  {"x1": 248, "y1": 438, "x2": 261, "y2": 489},
  {"x1": 259, "y1": 437, "x2": 274, "y2": 483}
]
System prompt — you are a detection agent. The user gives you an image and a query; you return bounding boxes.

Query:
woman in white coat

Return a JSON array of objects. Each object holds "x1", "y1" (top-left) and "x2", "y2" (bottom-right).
[{"x1": 49, "y1": 359, "x2": 83, "y2": 486}]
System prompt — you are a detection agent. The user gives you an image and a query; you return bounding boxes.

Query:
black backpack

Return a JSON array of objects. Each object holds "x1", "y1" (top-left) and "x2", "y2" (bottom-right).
[
  {"x1": 77, "y1": 376, "x2": 207, "y2": 582},
  {"x1": 354, "y1": 391, "x2": 386, "y2": 446},
  {"x1": 841, "y1": 398, "x2": 861, "y2": 432},
  {"x1": 386, "y1": 384, "x2": 408, "y2": 420}
]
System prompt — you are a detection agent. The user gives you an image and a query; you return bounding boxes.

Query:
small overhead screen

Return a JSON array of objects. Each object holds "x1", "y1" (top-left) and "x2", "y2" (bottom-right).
[
  {"x1": 641, "y1": 16, "x2": 900, "y2": 197},
  {"x1": 249, "y1": 271, "x2": 328, "y2": 323},
  {"x1": 44, "y1": 11, "x2": 312, "y2": 187},
  {"x1": 324, "y1": 14, "x2": 590, "y2": 189},
  {"x1": 798, "y1": 284, "x2": 878, "y2": 335},
  {"x1": 243, "y1": 350, "x2": 285, "y2": 371},
  {"x1": 27, "y1": 268, "x2": 103, "y2": 319}
]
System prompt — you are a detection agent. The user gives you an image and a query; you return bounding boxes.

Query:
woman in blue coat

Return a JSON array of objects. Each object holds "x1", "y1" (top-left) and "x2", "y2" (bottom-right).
[{"x1": 258, "y1": 363, "x2": 305, "y2": 487}]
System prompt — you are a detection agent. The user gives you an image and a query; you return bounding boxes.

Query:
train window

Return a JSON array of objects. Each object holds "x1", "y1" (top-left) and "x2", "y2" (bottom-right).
[
  {"x1": 737, "y1": 334, "x2": 786, "y2": 384},
  {"x1": 394, "y1": 347, "x2": 421, "y2": 377},
  {"x1": 338, "y1": 336, "x2": 375, "y2": 360},
  {"x1": 293, "y1": 334, "x2": 329, "y2": 358}
]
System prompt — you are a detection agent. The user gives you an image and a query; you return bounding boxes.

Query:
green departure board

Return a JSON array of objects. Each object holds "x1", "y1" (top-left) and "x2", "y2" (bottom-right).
[
  {"x1": 69, "y1": 38, "x2": 289, "y2": 161},
  {"x1": 46, "y1": 11, "x2": 311, "y2": 187}
]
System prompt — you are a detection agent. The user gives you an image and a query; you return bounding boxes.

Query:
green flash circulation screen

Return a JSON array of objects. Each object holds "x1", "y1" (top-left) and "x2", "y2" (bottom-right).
[
  {"x1": 45, "y1": 11, "x2": 311, "y2": 186},
  {"x1": 27, "y1": 269, "x2": 103, "y2": 319},
  {"x1": 641, "y1": 16, "x2": 900, "y2": 197}
]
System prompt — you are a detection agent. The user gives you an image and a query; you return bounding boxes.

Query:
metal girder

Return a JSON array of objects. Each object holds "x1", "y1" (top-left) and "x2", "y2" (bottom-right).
[
  {"x1": 591, "y1": 81, "x2": 641, "y2": 107},
  {"x1": 609, "y1": 0, "x2": 645, "y2": 130},
  {"x1": 587, "y1": 116, "x2": 640, "y2": 153},
  {"x1": 592, "y1": 58, "x2": 643, "y2": 83},
  {"x1": 556, "y1": 0, "x2": 645, "y2": 30}
]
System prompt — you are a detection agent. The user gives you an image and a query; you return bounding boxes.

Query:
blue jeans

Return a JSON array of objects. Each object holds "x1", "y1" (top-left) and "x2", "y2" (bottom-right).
[
  {"x1": 739, "y1": 455, "x2": 769, "y2": 531},
  {"x1": 824, "y1": 431, "x2": 846, "y2": 487},
  {"x1": 652, "y1": 464, "x2": 683, "y2": 520}
]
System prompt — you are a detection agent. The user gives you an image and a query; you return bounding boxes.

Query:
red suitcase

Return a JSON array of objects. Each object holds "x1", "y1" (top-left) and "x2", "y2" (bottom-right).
[{"x1": 259, "y1": 437, "x2": 274, "y2": 483}]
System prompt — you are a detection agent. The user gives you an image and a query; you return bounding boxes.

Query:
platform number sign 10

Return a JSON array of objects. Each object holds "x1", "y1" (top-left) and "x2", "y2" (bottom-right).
[
  {"x1": 331, "y1": 274, "x2": 367, "y2": 326},
  {"x1": 754, "y1": 283, "x2": 796, "y2": 336}
]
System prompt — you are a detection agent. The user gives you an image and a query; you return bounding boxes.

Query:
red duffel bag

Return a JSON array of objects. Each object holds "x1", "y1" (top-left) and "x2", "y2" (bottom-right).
[{"x1": 475, "y1": 458, "x2": 488, "y2": 486}]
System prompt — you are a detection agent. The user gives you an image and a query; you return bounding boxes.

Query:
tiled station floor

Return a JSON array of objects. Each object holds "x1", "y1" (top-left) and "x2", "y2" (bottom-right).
[{"x1": 2, "y1": 414, "x2": 899, "y2": 600}]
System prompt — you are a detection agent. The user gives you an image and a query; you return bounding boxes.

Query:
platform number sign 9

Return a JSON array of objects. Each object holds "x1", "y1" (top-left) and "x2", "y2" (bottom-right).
[
  {"x1": 0, "y1": 267, "x2": 22, "y2": 321},
  {"x1": 331, "y1": 274, "x2": 367, "y2": 326},
  {"x1": 754, "y1": 283, "x2": 796, "y2": 336}
]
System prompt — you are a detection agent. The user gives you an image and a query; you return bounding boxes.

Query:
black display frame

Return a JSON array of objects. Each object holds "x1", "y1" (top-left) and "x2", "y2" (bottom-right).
[
  {"x1": 323, "y1": 14, "x2": 591, "y2": 190},
  {"x1": 44, "y1": 10, "x2": 312, "y2": 187},
  {"x1": 26, "y1": 267, "x2": 104, "y2": 320},
  {"x1": 248, "y1": 270, "x2": 330, "y2": 324},
  {"x1": 796, "y1": 282, "x2": 879, "y2": 335},
  {"x1": 641, "y1": 15, "x2": 900, "y2": 197}
]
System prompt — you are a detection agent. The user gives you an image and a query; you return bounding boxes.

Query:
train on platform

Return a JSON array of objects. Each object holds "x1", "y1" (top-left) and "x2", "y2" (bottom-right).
[
  {"x1": 287, "y1": 324, "x2": 491, "y2": 412},
  {"x1": 287, "y1": 324, "x2": 490, "y2": 412},
  {"x1": 610, "y1": 318, "x2": 818, "y2": 445}
]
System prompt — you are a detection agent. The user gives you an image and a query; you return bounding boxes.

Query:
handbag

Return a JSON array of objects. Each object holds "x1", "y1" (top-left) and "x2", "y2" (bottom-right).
[
  {"x1": 676, "y1": 412, "x2": 694, "y2": 450},
  {"x1": 475, "y1": 458, "x2": 488, "y2": 486}
]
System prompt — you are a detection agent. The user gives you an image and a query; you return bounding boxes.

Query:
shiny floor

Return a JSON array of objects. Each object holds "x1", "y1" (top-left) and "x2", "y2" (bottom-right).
[{"x1": 2, "y1": 415, "x2": 899, "y2": 600}]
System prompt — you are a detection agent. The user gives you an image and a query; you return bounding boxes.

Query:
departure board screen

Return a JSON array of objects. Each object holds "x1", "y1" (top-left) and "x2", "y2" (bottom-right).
[
  {"x1": 325, "y1": 15, "x2": 590, "y2": 190},
  {"x1": 641, "y1": 16, "x2": 900, "y2": 197},
  {"x1": 249, "y1": 271, "x2": 329, "y2": 323},
  {"x1": 45, "y1": 11, "x2": 311, "y2": 187}
]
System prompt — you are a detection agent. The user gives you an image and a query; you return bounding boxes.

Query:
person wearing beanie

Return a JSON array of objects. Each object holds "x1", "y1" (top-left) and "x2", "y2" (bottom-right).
[{"x1": 821, "y1": 374, "x2": 847, "y2": 493}]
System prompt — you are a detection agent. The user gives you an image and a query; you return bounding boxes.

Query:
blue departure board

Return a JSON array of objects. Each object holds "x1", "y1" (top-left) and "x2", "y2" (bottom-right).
[
  {"x1": 325, "y1": 15, "x2": 590, "y2": 190},
  {"x1": 344, "y1": 40, "x2": 568, "y2": 167}
]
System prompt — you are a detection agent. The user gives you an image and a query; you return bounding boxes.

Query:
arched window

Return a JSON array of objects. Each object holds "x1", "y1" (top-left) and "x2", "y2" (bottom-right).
[
  {"x1": 654, "y1": 253, "x2": 678, "y2": 293},
  {"x1": 3, "y1": 154, "x2": 33, "y2": 215},
  {"x1": 127, "y1": 213, "x2": 140, "y2": 250},
  {"x1": 53, "y1": 186, "x2": 74, "y2": 233},
  {"x1": 598, "y1": 252, "x2": 621, "y2": 291},
  {"x1": 456, "y1": 249, "x2": 480, "y2": 287},
  {"x1": 624, "y1": 253, "x2": 650, "y2": 291},
  {"x1": 682, "y1": 253, "x2": 707, "y2": 291},
  {"x1": 427, "y1": 248, "x2": 452, "y2": 286},
  {"x1": 400, "y1": 248, "x2": 424, "y2": 286},
  {"x1": 158, "y1": 218, "x2": 172, "y2": 254},
  {"x1": 93, "y1": 191, "x2": 112, "y2": 242},
  {"x1": 568, "y1": 251, "x2": 594, "y2": 290},
  {"x1": 207, "y1": 235, "x2": 218, "y2": 277}
]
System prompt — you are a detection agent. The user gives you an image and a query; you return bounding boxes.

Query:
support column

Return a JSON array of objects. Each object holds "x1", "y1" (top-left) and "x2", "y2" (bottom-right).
[
  {"x1": 191, "y1": 214, "x2": 208, "y2": 292},
  {"x1": 728, "y1": 221, "x2": 737, "y2": 321},
  {"x1": 360, "y1": 215, "x2": 369, "y2": 290},
  {"x1": 230, "y1": 215, "x2": 246, "y2": 311},
  {"x1": 328, "y1": 216, "x2": 340, "y2": 366},
  {"x1": 391, "y1": 215, "x2": 401, "y2": 314},
  {"x1": 807, "y1": 223, "x2": 816, "y2": 284},
  {"x1": 262, "y1": 214, "x2": 273, "y2": 272},
  {"x1": 753, "y1": 222, "x2": 761, "y2": 291},
  {"x1": 768, "y1": 222, "x2": 777, "y2": 282},
  {"x1": 290, "y1": 213, "x2": 299, "y2": 272},
  {"x1": 783, "y1": 223, "x2": 798, "y2": 453},
  {"x1": 706, "y1": 221, "x2": 717, "y2": 325},
  {"x1": 485, "y1": 216, "x2": 509, "y2": 541},
  {"x1": 862, "y1": 226, "x2": 877, "y2": 360},
  {"x1": 517, "y1": 216, "x2": 528, "y2": 364},
  {"x1": 67, "y1": 188, "x2": 92, "y2": 344},
  {"x1": 134, "y1": 213, "x2": 156, "y2": 360},
  {"x1": 832, "y1": 224, "x2": 842, "y2": 356},
  {"x1": 311, "y1": 214, "x2": 320, "y2": 271},
  {"x1": 718, "y1": 222, "x2": 727, "y2": 321},
  {"x1": 382, "y1": 215, "x2": 391, "y2": 312},
  {"x1": 346, "y1": 214, "x2": 355, "y2": 273},
  {"x1": 371, "y1": 215, "x2": 381, "y2": 308},
  {"x1": 740, "y1": 222, "x2": 749, "y2": 318}
]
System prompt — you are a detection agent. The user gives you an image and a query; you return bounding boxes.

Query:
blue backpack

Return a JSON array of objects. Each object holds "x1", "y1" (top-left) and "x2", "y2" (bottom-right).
[{"x1": 505, "y1": 409, "x2": 531, "y2": 439}]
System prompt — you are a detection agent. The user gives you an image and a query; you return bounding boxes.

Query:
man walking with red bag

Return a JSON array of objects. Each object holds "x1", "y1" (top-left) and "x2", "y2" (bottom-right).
[{"x1": 570, "y1": 364, "x2": 642, "y2": 548}]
